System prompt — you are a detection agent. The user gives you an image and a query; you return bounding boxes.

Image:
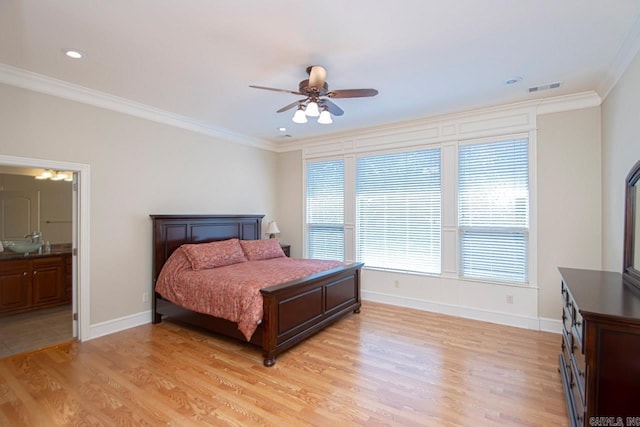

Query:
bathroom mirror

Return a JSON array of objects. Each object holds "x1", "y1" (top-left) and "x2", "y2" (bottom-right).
[{"x1": 623, "y1": 160, "x2": 640, "y2": 290}]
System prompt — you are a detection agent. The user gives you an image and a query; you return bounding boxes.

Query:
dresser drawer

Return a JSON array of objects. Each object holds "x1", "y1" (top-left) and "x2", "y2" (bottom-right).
[
  {"x1": 569, "y1": 375, "x2": 585, "y2": 427},
  {"x1": 569, "y1": 343, "x2": 585, "y2": 403},
  {"x1": 561, "y1": 329, "x2": 573, "y2": 375},
  {"x1": 572, "y1": 306, "x2": 584, "y2": 347},
  {"x1": 562, "y1": 305, "x2": 572, "y2": 333}
]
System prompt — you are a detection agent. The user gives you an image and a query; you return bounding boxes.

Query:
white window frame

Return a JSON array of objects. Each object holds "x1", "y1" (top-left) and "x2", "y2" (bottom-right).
[
  {"x1": 301, "y1": 130, "x2": 537, "y2": 288},
  {"x1": 355, "y1": 147, "x2": 442, "y2": 274},
  {"x1": 455, "y1": 133, "x2": 536, "y2": 286},
  {"x1": 304, "y1": 157, "x2": 345, "y2": 261}
]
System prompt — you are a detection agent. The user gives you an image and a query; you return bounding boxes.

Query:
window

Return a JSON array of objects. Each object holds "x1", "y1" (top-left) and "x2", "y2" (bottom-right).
[
  {"x1": 458, "y1": 138, "x2": 529, "y2": 283},
  {"x1": 356, "y1": 149, "x2": 441, "y2": 274},
  {"x1": 306, "y1": 159, "x2": 344, "y2": 261}
]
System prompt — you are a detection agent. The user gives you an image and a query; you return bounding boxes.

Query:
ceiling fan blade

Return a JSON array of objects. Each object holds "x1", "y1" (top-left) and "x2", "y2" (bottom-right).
[
  {"x1": 327, "y1": 88, "x2": 379, "y2": 98},
  {"x1": 321, "y1": 99, "x2": 344, "y2": 116},
  {"x1": 276, "y1": 99, "x2": 306, "y2": 113},
  {"x1": 307, "y1": 65, "x2": 327, "y2": 92},
  {"x1": 249, "y1": 85, "x2": 303, "y2": 96}
]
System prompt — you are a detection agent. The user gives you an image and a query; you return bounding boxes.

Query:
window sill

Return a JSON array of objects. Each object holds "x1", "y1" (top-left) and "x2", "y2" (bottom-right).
[{"x1": 362, "y1": 266, "x2": 538, "y2": 289}]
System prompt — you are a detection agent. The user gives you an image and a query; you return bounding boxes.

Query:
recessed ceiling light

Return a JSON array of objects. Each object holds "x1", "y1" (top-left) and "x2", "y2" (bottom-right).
[
  {"x1": 504, "y1": 76, "x2": 523, "y2": 85},
  {"x1": 62, "y1": 49, "x2": 85, "y2": 59},
  {"x1": 278, "y1": 127, "x2": 287, "y2": 132}
]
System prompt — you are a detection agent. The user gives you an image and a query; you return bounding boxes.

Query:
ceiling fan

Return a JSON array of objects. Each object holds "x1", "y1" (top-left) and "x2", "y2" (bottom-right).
[{"x1": 249, "y1": 65, "x2": 378, "y2": 124}]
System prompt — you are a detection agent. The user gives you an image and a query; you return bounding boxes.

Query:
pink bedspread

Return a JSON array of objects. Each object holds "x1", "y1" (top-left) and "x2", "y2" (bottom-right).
[{"x1": 155, "y1": 248, "x2": 344, "y2": 340}]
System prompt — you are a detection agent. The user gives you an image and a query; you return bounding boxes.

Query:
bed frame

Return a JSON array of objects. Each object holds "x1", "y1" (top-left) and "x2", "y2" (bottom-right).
[{"x1": 150, "y1": 214, "x2": 363, "y2": 366}]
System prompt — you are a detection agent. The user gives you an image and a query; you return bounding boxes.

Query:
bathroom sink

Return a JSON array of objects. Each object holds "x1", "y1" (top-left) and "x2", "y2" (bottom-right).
[{"x1": 2, "y1": 240, "x2": 43, "y2": 254}]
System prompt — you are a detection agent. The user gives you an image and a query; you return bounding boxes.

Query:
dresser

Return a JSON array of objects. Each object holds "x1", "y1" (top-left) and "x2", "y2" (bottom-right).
[{"x1": 558, "y1": 267, "x2": 640, "y2": 427}]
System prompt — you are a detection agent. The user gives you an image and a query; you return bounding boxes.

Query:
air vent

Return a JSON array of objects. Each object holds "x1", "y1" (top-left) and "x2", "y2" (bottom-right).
[{"x1": 528, "y1": 81, "x2": 562, "y2": 93}]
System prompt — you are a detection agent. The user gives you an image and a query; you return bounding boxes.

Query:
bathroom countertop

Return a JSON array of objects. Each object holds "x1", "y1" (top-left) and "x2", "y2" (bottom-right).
[{"x1": 0, "y1": 245, "x2": 72, "y2": 261}]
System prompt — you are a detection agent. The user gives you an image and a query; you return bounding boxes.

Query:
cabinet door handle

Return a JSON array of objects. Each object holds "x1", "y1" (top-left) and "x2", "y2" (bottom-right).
[
  {"x1": 23, "y1": 271, "x2": 27, "y2": 276},
  {"x1": 33, "y1": 271, "x2": 37, "y2": 275}
]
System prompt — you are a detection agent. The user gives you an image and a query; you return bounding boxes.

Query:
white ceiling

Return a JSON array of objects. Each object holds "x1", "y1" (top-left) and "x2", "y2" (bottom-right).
[{"x1": 1, "y1": 1, "x2": 640, "y2": 146}]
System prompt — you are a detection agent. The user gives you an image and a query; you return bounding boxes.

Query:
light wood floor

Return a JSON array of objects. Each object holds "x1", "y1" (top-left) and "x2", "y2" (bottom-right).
[{"x1": 0, "y1": 301, "x2": 568, "y2": 426}]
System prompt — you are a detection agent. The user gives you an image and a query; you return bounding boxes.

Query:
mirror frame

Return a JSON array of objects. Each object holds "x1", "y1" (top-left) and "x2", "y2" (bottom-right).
[{"x1": 623, "y1": 159, "x2": 640, "y2": 290}]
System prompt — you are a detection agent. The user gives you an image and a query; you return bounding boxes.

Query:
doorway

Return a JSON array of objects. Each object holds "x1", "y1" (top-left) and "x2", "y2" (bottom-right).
[{"x1": 0, "y1": 155, "x2": 90, "y2": 356}]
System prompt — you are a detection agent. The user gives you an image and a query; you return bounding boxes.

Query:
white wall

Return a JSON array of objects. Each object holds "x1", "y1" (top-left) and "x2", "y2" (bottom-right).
[
  {"x1": 536, "y1": 108, "x2": 602, "y2": 319},
  {"x1": 0, "y1": 83, "x2": 278, "y2": 326},
  {"x1": 275, "y1": 150, "x2": 303, "y2": 257},
  {"x1": 602, "y1": 49, "x2": 640, "y2": 271}
]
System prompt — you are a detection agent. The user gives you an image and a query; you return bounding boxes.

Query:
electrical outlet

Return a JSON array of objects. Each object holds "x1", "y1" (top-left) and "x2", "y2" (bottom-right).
[
  {"x1": 506, "y1": 295, "x2": 514, "y2": 304},
  {"x1": 142, "y1": 292, "x2": 150, "y2": 303},
  {"x1": 394, "y1": 280, "x2": 400, "y2": 288}
]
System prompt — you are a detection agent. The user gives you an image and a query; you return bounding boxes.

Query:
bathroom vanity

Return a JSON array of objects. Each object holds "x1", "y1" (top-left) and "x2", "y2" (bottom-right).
[{"x1": 0, "y1": 247, "x2": 72, "y2": 316}]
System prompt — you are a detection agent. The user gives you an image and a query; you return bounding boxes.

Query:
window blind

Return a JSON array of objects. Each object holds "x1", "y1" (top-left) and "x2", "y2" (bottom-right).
[
  {"x1": 356, "y1": 149, "x2": 441, "y2": 274},
  {"x1": 306, "y1": 160, "x2": 344, "y2": 261},
  {"x1": 458, "y1": 139, "x2": 529, "y2": 283}
]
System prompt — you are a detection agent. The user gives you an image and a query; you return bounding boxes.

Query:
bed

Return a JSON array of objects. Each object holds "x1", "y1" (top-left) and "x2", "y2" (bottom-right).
[{"x1": 150, "y1": 214, "x2": 363, "y2": 366}]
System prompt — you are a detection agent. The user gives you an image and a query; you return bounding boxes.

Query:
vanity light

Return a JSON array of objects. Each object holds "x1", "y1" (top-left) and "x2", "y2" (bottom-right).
[
  {"x1": 35, "y1": 170, "x2": 73, "y2": 182},
  {"x1": 51, "y1": 171, "x2": 67, "y2": 181},
  {"x1": 35, "y1": 170, "x2": 53, "y2": 180}
]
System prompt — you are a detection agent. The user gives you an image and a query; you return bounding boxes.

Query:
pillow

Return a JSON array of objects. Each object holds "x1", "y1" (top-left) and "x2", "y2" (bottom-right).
[
  {"x1": 181, "y1": 238, "x2": 247, "y2": 270},
  {"x1": 240, "y1": 239, "x2": 286, "y2": 261}
]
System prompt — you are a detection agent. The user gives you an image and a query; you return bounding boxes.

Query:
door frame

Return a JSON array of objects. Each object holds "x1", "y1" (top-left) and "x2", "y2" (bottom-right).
[{"x1": 0, "y1": 154, "x2": 90, "y2": 341}]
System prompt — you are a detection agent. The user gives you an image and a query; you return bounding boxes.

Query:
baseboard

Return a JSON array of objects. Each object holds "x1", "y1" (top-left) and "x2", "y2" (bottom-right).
[
  {"x1": 86, "y1": 310, "x2": 152, "y2": 341},
  {"x1": 84, "y1": 295, "x2": 561, "y2": 341},
  {"x1": 538, "y1": 317, "x2": 563, "y2": 334},
  {"x1": 361, "y1": 290, "x2": 554, "y2": 332}
]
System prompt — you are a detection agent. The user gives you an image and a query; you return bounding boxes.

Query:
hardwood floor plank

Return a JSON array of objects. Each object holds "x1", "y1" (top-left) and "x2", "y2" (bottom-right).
[{"x1": 0, "y1": 301, "x2": 569, "y2": 426}]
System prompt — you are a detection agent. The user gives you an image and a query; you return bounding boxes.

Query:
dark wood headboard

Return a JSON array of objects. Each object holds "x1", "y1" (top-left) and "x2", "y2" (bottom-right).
[{"x1": 150, "y1": 214, "x2": 264, "y2": 285}]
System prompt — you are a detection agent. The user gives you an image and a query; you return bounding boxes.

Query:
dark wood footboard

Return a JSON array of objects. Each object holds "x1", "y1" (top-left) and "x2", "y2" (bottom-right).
[
  {"x1": 150, "y1": 214, "x2": 363, "y2": 366},
  {"x1": 260, "y1": 262, "x2": 362, "y2": 366}
]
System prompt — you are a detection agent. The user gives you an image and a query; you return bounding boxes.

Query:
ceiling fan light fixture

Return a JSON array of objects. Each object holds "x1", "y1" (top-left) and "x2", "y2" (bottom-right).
[
  {"x1": 305, "y1": 101, "x2": 320, "y2": 117},
  {"x1": 292, "y1": 107, "x2": 307, "y2": 124},
  {"x1": 318, "y1": 108, "x2": 333, "y2": 124}
]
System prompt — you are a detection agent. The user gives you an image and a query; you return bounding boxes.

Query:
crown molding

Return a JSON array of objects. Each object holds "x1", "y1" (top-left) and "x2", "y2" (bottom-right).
[
  {"x1": 0, "y1": 63, "x2": 604, "y2": 155},
  {"x1": 533, "y1": 91, "x2": 602, "y2": 115},
  {"x1": 0, "y1": 63, "x2": 277, "y2": 152}
]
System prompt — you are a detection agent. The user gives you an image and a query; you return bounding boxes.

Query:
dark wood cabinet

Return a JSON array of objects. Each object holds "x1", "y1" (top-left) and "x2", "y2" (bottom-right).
[
  {"x1": 558, "y1": 267, "x2": 640, "y2": 427},
  {"x1": 0, "y1": 260, "x2": 31, "y2": 313},
  {"x1": 0, "y1": 255, "x2": 71, "y2": 316},
  {"x1": 32, "y1": 256, "x2": 64, "y2": 306}
]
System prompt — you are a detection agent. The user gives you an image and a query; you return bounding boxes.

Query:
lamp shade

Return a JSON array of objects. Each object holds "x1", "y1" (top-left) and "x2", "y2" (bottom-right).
[
  {"x1": 292, "y1": 107, "x2": 307, "y2": 123},
  {"x1": 266, "y1": 221, "x2": 280, "y2": 238},
  {"x1": 305, "y1": 101, "x2": 320, "y2": 117},
  {"x1": 318, "y1": 108, "x2": 333, "y2": 124}
]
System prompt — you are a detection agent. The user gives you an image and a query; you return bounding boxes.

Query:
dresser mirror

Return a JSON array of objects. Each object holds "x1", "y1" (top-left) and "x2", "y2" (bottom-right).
[{"x1": 624, "y1": 159, "x2": 640, "y2": 290}]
